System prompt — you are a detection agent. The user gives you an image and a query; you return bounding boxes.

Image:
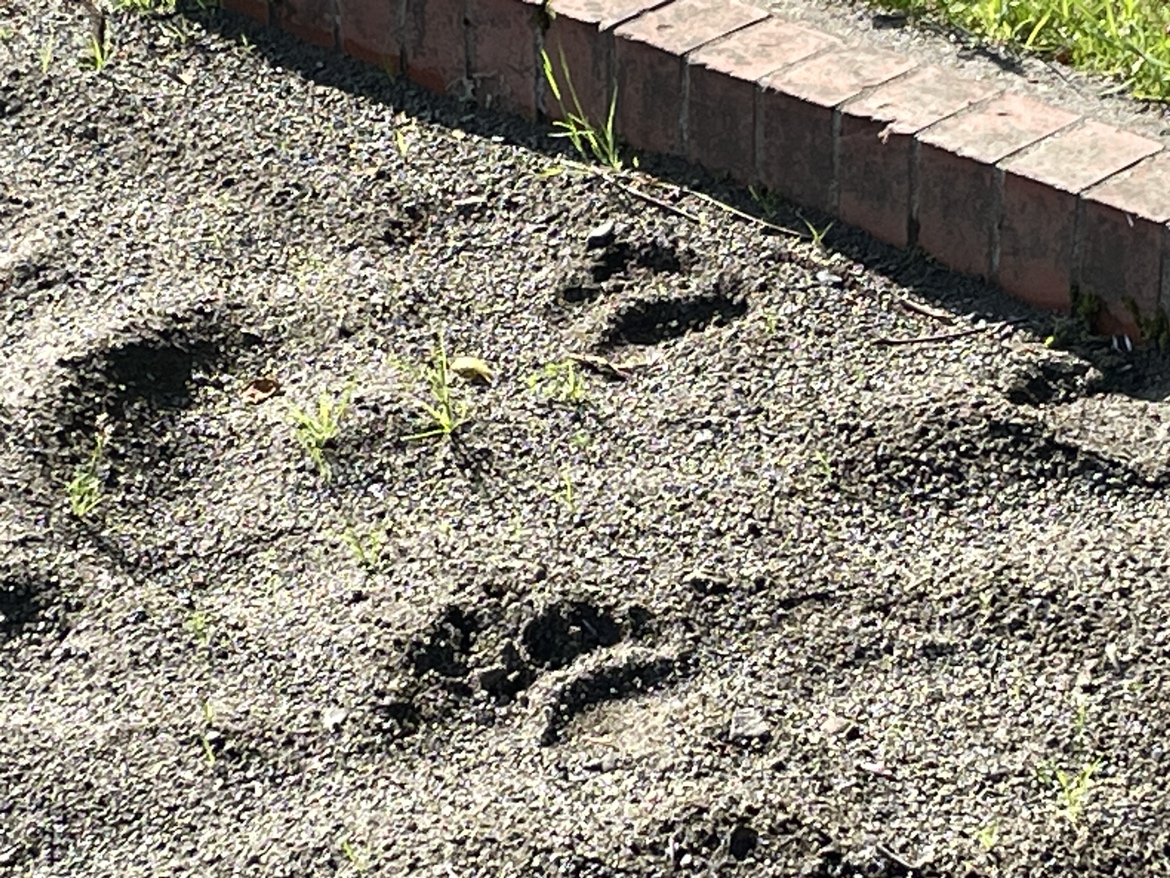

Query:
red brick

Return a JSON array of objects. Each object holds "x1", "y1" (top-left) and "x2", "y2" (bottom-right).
[
  {"x1": 274, "y1": 0, "x2": 336, "y2": 48},
  {"x1": 758, "y1": 46, "x2": 914, "y2": 213},
  {"x1": 222, "y1": 0, "x2": 269, "y2": 24},
  {"x1": 997, "y1": 121, "x2": 1161, "y2": 312},
  {"x1": 403, "y1": 0, "x2": 467, "y2": 95},
  {"x1": 340, "y1": 0, "x2": 405, "y2": 68},
  {"x1": 467, "y1": 0, "x2": 540, "y2": 117},
  {"x1": 837, "y1": 67, "x2": 999, "y2": 247},
  {"x1": 1079, "y1": 150, "x2": 1170, "y2": 334},
  {"x1": 686, "y1": 19, "x2": 839, "y2": 180},
  {"x1": 550, "y1": 0, "x2": 667, "y2": 28},
  {"x1": 916, "y1": 94, "x2": 1078, "y2": 278},
  {"x1": 613, "y1": 0, "x2": 766, "y2": 157},
  {"x1": 539, "y1": 0, "x2": 663, "y2": 125}
]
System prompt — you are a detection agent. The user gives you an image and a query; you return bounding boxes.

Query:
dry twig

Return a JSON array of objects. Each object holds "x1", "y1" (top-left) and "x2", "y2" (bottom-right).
[{"x1": 896, "y1": 296, "x2": 956, "y2": 325}]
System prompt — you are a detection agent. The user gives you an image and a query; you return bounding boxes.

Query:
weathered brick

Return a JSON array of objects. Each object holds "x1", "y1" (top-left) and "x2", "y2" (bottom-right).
[
  {"x1": 758, "y1": 47, "x2": 915, "y2": 214},
  {"x1": 340, "y1": 0, "x2": 405, "y2": 69},
  {"x1": 1079, "y1": 150, "x2": 1170, "y2": 335},
  {"x1": 837, "y1": 67, "x2": 999, "y2": 248},
  {"x1": 916, "y1": 93, "x2": 1078, "y2": 278},
  {"x1": 222, "y1": 0, "x2": 269, "y2": 24},
  {"x1": 540, "y1": 0, "x2": 664, "y2": 125},
  {"x1": 997, "y1": 121, "x2": 1162, "y2": 312},
  {"x1": 686, "y1": 18, "x2": 839, "y2": 180},
  {"x1": 614, "y1": 0, "x2": 766, "y2": 156},
  {"x1": 402, "y1": 0, "x2": 468, "y2": 95},
  {"x1": 467, "y1": 0, "x2": 541, "y2": 117},
  {"x1": 274, "y1": 0, "x2": 336, "y2": 48}
]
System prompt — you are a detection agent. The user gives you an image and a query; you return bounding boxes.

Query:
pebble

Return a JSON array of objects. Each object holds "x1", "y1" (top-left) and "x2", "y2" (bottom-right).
[
  {"x1": 729, "y1": 707, "x2": 770, "y2": 741},
  {"x1": 585, "y1": 220, "x2": 616, "y2": 250}
]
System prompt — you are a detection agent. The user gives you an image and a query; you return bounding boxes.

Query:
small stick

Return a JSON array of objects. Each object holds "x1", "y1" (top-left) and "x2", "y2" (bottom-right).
[
  {"x1": 682, "y1": 188, "x2": 806, "y2": 239},
  {"x1": 897, "y1": 296, "x2": 955, "y2": 325},
  {"x1": 876, "y1": 842, "x2": 923, "y2": 873},
  {"x1": 550, "y1": 158, "x2": 804, "y2": 237},
  {"x1": 873, "y1": 326, "x2": 988, "y2": 346},
  {"x1": 567, "y1": 353, "x2": 631, "y2": 381},
  {"x1": 612, "y1": 181, "x2": 701, "y2": 224},
  {"x1": 1045, "y1": 59, "x2": 1074, "y2": 84}
]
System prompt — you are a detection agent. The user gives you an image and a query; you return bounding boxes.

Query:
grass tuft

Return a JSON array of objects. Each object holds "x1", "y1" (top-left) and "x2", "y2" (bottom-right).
[
  {"x1": 291, "y1": 381, "x2": 354, "y2": 481},
  {"x1": 404, "y1": 333, "x2": 469, "y2": 442},
  {"x1": 527, "y1": 359, "x2": 588, "y2": 404},
  {"x1": 541, "y1": 47, "x2": 623, "y2": 171},
  {"x1": 867, "y1": 0, "x2": 1170, "y2": 101},
  {"x1": 66, "y1": 418, "x2": 110, "y2": 518}
]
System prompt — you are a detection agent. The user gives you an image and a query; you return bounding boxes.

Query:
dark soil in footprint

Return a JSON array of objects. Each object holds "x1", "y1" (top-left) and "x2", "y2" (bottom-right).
[{"x1": 4, "y1": 3, "x2": 1170, "y2": 878}]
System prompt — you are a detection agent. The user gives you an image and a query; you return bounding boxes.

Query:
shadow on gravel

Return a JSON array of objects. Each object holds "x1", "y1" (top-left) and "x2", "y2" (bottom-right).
[
  {"x1": 0, "y1": 571, "x2": 66, "y2": 642},
  {"x1": 192, "y1": 4, "x2": 1170, "y2": 405}
]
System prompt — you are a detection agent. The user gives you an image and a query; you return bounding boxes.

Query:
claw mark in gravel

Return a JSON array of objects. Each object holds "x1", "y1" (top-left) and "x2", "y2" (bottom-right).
[
  {"x1": 643, "y1": 804, "x2": 828, "y2": 873},
  {"x1": 531, "y1": 644, "x2": 687, "y2": 746},
  {"x1": 55, "y1": 314, "x2": 257, "y2": 433},
  {"x1": 558, "y1": 235, "x2": 689, "y2": 304},
  {"x1": 1003, "y1": 352, "x2": 1103, "y2": 406},
  {"x1": 603, "y1": 291, "x2": 748, "y2": 347},
  {"x1": 0, "y1": 571, "x2": 63, "y2": 643},
  {"x1": 834, "y1": 396, "x2": 1141, "y2": 503},
  {"x1": 589, "y1": 238, "x2": 685, "y2": 284},
  {"x1": 406, "y1": 605, "x2": 480, "y2": 678},
  {"x1": 521, "y1": 600, "x2": 622, "y2": 669},
  {"x1": 372, "y1": 599, "x2": 672, "y2": 744}
]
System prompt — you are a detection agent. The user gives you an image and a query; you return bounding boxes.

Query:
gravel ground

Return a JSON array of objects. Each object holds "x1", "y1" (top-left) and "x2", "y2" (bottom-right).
[{"x1": 4, "y1": 3, "x2": 1170, "y2": 877}]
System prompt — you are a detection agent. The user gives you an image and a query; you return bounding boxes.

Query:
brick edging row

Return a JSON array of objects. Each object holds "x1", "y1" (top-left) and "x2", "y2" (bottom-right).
[{"x1": 224, "y1": 0, "x2": 1170, "y2": 341}]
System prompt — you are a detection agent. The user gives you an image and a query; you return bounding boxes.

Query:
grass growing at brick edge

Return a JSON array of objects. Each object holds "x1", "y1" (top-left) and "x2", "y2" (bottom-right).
[
  {"x1": 867, "y1": 0, "x2": 1170, "y2": 101},
  {"x1": 541, "y1": 47, "x2": 623, "y2": 172}
]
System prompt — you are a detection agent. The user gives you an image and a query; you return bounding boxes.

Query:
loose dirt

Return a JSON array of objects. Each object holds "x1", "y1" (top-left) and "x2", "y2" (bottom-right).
[{"x1": 3, "y1": 3, "x2": 1170, "y2": 877}]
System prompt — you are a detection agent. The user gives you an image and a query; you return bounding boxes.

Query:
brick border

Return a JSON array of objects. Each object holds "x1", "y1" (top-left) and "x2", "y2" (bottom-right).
[{"x1": 222, "y1": 0, "x2": 1169, "y2": 339}]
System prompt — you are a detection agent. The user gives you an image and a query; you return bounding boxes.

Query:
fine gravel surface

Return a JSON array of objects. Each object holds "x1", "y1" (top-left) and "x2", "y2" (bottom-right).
[{"x1": 4, "y1": 3, "x2": 1170, "y2": 877}]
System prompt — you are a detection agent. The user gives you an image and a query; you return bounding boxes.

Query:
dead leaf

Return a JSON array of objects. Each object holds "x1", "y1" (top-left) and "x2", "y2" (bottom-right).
[
  {"x1": 449, "y1": 356, "x2": 493, "y2": 385},
  {"x1": 241, "y1": 376, "x2": 280, "y2": 404}
]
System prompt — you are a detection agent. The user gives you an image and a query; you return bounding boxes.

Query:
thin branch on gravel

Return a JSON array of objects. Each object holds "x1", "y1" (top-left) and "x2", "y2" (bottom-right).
[
  {"x1": 679, "y1": 188, "x2": 806, "y2": 239},
  {"x1": 612, "y1": 181, "x2": 702, "y2": 224},
  {"x1": 1045, "y1": 59, "x2": 1075, "y2": 84},
  {"x1": 546, "y1": 156, "x2": 802, "y2": 237},
  {"x1": 896, "y1": 296, "x2": 956, "y2": 325},
  {"x1": 566, "y1": 353, "x2": 631, "y2": 381},
  {"x1": 873, "y1": 324, "x2": 1010, "y2": 346},
  {"x1": 875, "y1": 842, "x2": 925, "y2": 873}
]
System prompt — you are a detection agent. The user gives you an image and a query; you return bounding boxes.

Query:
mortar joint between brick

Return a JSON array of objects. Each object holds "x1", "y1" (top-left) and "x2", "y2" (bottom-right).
[
  {"x1": 532, "y1": 12, "x2": 546, "y2": 120},
  {"x1": 466, "y1": 0, "x2": 475, "y2": 84},
  {"x1": 990, "y1": 166, "x2": 1004, "y2": 278},
  {"x1": 829, "y1": 108, "x2": 842, "y2": 214},
  {"x1": 751, "y1": 86, "x2": 763, "y2": 185},
  {"x1": 907, "y1": 137, "x2": 920, "y2": 248},
  {"x1": 1071, "y1": 195, "x2": 1086, "y2": 308},
  {"x1": 602, "y1": 29, "x2": 616, "y2": 129},
  {"x1": 839, "y1": 63, "x2": 921, "y2": 114},
  {"x1": 1160, "y1": 224, "x2": 1170, "y2": 312}
]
